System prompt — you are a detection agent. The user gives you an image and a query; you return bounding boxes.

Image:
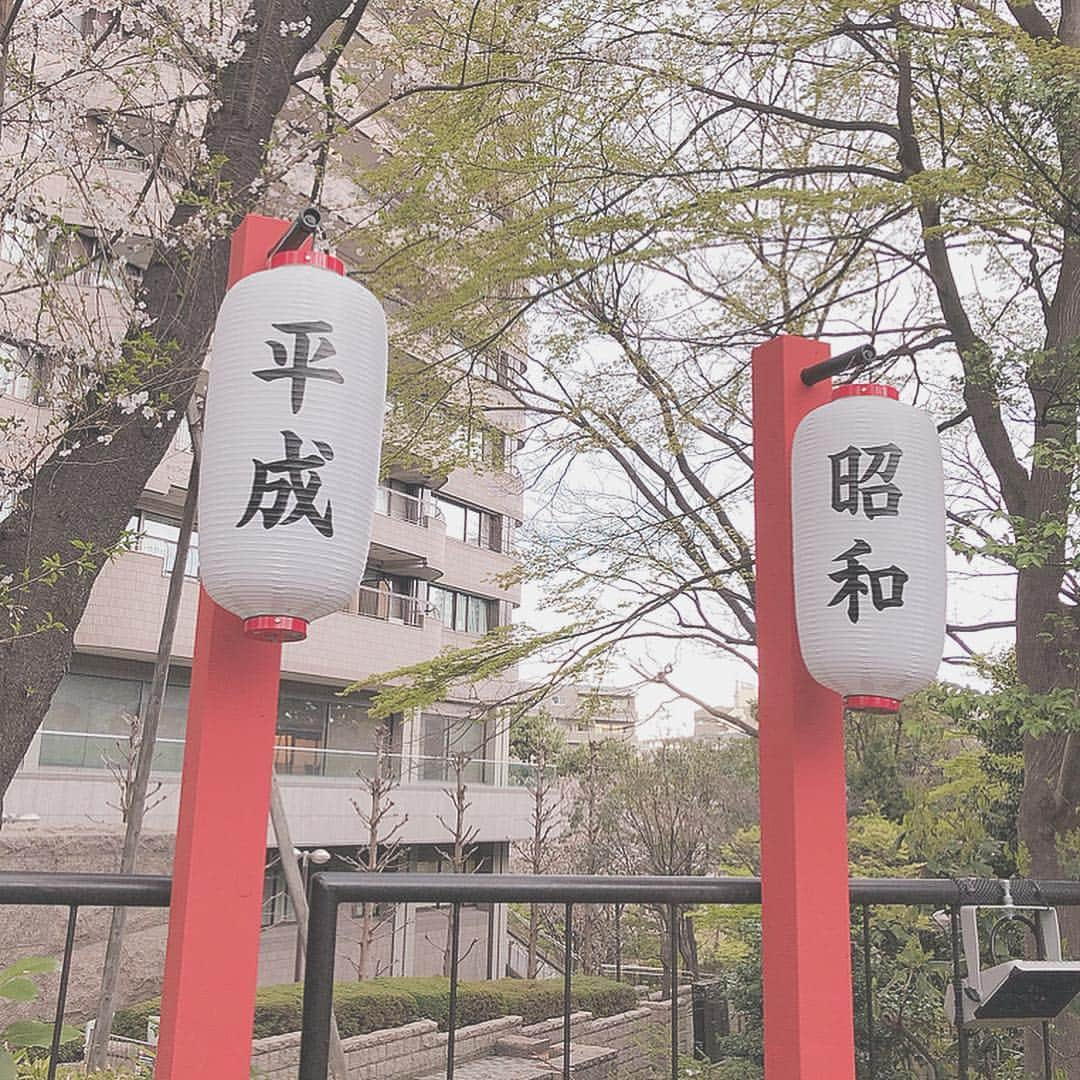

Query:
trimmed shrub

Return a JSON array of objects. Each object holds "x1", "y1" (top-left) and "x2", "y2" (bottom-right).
[
  {"x1": 113, "y1": 975, "x2": 636, "y2": 1042},
  {"x1": 564, "y1": 975, "x2": 640, "y2": 1019},
  {"x1": 113, "y1": 983, "x2": 417, "y2": 1042},
  {"x1": 369, "y1": 977, "x2": 504, "y2": 1031},
  {"x1": 112, "y1": 998, "x2": 160, "y2": 1042},
  {"x1": 484, "y1": 977, "x2": 638, "y2": 1024},
  {"x1": 330, "y1": 982, "x2": 417, "y2": 1037}
]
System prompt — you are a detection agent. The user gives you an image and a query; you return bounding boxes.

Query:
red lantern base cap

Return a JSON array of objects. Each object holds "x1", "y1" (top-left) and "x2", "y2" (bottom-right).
[
  {"x1": 269, "y1": 250, "x2": 345, "y2": 276},
  {"x1": 243, "y1": 615, "x2": 308, "y2": 643},
  {"x1": 844, "y1": 694, "x2": 901, "y2": 714},
  {"x1": 833, "y1": 383, "x2": 899, "y2": 401}
]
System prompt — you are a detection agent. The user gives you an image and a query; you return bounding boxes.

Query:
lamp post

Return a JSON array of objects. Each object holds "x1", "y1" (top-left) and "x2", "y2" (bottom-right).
[{"x1": 294, "y1": 847, "x2": 331, "y2": 982}]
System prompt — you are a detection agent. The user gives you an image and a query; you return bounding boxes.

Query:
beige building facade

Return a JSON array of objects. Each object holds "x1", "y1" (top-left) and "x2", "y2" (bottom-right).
[{"x1": 0, "y1": 11, "x2": 535, "y2": 982}]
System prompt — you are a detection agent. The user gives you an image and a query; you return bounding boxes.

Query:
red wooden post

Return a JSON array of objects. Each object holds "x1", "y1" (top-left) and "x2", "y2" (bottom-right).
[
  {"x1": 155, "y1": 216, "x2": 303, "y2": 1079},
  {"x1": 751, "y1": 335, "x2": 856, "y2": 1079}
]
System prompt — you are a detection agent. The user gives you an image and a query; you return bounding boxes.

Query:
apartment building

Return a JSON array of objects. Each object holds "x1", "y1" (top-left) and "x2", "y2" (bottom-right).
[
  {"x1": 691, "y1": 681, "x2": 756, "y2": 745},
  {"x1": 540, "y1": 685, "x2": 639, "y2": 748},
  {"x1": 0, "y1": 10, "x2": 534, "y2": 984}
]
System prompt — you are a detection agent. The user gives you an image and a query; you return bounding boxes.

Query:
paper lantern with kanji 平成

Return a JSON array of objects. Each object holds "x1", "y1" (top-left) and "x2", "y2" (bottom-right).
[
  {"x1": 198, "y1": 251, "x2": 387, "y2": 642},
  {"x1": 791, "y1": 384, "x2": 945, "y2": 713}
]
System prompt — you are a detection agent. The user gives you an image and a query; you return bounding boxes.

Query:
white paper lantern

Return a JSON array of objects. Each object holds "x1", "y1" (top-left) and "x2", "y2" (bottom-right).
[
  {"x1": 791, "y1": 384, "x2": 945, "y2": 712},
  {"x1": 199, "y1": 251, "x2": 387, "y2": 642}
]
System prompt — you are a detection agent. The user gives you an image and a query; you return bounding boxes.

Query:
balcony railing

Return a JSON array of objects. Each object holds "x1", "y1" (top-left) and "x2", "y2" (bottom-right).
[
  {"x1": 134, "y1": 534, "x2": 199, "y2": 579},
  {"x1": 345, "y1": 584, "x2": 426, "y2": 627},
  {"x1": 32, "y1": 729, "x2": 549, "y2": 787},
  {"x1": 374, "y1": 485, "x2": 442, "y2": 526}
]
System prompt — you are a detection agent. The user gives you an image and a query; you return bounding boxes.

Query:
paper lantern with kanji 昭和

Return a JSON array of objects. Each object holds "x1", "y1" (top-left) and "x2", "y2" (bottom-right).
[{"x1": 791, "y1": 384, "x2": 946, "y2": 713}]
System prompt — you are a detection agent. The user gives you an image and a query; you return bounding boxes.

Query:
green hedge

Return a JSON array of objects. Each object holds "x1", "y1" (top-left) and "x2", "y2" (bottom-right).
[
  {"x1": 113, "y1": 975, "x2": 638, "y2": 1042},
  {"x1": 484, "y1": 976, "x2": 638, "y2": 1024}
]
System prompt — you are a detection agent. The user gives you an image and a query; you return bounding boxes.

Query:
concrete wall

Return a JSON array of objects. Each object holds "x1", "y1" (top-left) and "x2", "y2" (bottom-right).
[
  {"x1": 71, "y1": 550, "x2": 446, "y2": 684},
  {"x1": 0, "y1": 825, "x2": 503, "y2": 1029},
  {"x1": 243, "y1": 990, "x2": 693, "y2": 1079},
  {"x1": 0, "y1": 826, "x2": 174, "y2": 1029},
  {"x1": 251, "y1": 1016, "x2": 523, "y2": 1080}
]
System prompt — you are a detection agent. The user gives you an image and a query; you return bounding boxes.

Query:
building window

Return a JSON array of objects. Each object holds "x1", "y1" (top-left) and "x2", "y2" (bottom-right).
[
  {"x1": 127, "y1": 511, "x2": 199, "y2": 578},
  {"x1": 0, "y1": 341, "x2": 41, "y2": 402},
  {"x1": 37, "y1": 671, "x2": 390, "y2": 779},
  {"x1": 351, "y1": 574, "x2": 424, "y2": 627},
  {"x1": 455, "y1": 424, "x2": 513, "y2": 471},
  {"x1": 54, "y1": 230, "x2": 137, "y2": 291},
  {"x1": 275, "y1": 698, "x2": 327, "y2": 777},
  {"x1": 427, "y1": 585, "x2": 499, "y2": 634},
  {"x1": 101, "y1": 133, "x2": 152, "y2": 173},
  {"x1": 262, "y1": 860, "x2": 293, "y2": 927},
  {"x1": 0, "y1": 215, "x2": 49, "y2": 272},
  {"x1": 432, "y1": 495, "x2": 504, "y2": 552},
  {"x1": 419, "y1": 713, "x2": 490, "y2": 783},
  {"x1": 38, "y1": 671, "x2": 187, "y2": 771},
  {"x1": 274, "y1": 693, "x2": 397, "y2": 778},
  {"x1": 478, "y1": 428, "x2": 508, "y2": 469},
  {"x1": 473, "y1": 351, "x2": 514, "y2": 388}
]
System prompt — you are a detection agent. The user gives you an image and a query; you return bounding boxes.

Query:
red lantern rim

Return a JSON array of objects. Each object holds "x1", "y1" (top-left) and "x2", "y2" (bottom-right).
[
  {"x1": 832, "y1": 383, "x2": 898, "y2": 401},
  {"x1": 268, "y1": 250, "x2": 346, "y2": 276},
  {"x1": 243, "y1": 615, "x2": 309, "y2": 643},
  {"x1": 844, "y1": 694, "x2": 902, "y2": 714}
]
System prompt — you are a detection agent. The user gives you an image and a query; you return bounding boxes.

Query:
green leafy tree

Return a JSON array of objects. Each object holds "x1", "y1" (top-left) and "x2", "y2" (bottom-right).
[
  {"x1": 0, "y1": 957, "x2": 79, "y2": 1080},
  {"x1": 343, "y1": 1, "x2": 1080, "y2": 1066}
]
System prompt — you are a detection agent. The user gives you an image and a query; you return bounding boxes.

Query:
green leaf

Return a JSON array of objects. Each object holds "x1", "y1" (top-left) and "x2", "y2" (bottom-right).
[
  {"x1": 0, "y1": 1019, "x2": 77, "y2": 1048},
  {"x1": 0, "y1": 958, "x2": 55, "y2": 981},
  {"x1": 0, "y1": 976, "x2": 37, "y2": 1003},
  {"x1": 0, "y1": 1048, "x2": 15, "y2": 1080}
]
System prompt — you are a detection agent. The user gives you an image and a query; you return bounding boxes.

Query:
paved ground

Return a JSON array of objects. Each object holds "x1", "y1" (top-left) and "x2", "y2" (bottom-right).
[{"x1": 414, "y1": 1044, "x2": 616, "y2": 1080}]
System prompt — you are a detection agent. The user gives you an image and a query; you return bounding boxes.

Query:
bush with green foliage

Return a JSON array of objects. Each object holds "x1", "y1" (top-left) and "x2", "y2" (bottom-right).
[
  {"x1": 0, "y1": 958, "x2": 80, "y2": 1080},
  {"x1": 13, "y1": 1057, "x2": 142, "y2": 1079},
  {"x1": 114, "y1": 975, "x2": 638, "y2": 1042},
  {"x1": 702, "y1": 683, "x2": 1029, "y2": 1079}
]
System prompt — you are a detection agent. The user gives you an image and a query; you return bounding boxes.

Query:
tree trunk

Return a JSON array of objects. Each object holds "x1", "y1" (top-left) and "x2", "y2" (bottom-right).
[
  {"x1": 527, "y1": 903, "x2": 540, "y2": 979},
  {"x1": 0, "y1": 0, "x2": 357, "y2": 803},
  {"x1": 1017, "y1": 566, "x2": 1080, "y2": 1075}
]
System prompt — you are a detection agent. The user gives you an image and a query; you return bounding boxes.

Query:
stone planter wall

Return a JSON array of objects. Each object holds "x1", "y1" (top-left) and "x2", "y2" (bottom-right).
[{"x1": 239, "y1": 988, "x2": 692, "y2": 1079}]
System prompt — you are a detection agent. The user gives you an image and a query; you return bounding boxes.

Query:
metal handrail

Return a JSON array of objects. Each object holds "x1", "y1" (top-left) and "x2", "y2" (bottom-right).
[
  {"x1": 0, "y1": 871, "x2": 170, "y2": 1080},
  {"x1": 0, "y1": 871, "x2": 171, "y2": 907},
  {"x1": 297, "y1": 873, "x2": 1080, "y2": 1080}
]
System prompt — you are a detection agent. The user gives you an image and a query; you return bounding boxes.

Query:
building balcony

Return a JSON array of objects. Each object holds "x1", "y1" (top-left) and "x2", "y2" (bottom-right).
[
  {"x1": 9, "y1": 734, "x2": 539, "y2": 845},
  {"x1": 368, "y1": 486, "x2": 447, "y2": 583},
  {"x1": 76, "y1": 548, "x2": 442, "y2": 686}
]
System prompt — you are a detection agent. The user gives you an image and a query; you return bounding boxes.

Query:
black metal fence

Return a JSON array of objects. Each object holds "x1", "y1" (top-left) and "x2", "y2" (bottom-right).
[
  {"x1": 3, "y1": 871, "x2": 1080, "y2": 1079},
  {"x1": 0, "y1": 872, "x2": 171, "y2": 1080},
  {"x1": 298, "y1": 873, "x2": 1080, "y2": 1080}
]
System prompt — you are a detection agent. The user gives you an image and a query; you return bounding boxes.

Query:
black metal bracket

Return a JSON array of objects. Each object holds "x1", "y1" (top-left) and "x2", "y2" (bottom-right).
[
  {"x1": 800, "y1": 343, "x2": 876, "y2": 386},
  {"x1": 268, "y1": 206, "x2": 322, "y2": 259}
]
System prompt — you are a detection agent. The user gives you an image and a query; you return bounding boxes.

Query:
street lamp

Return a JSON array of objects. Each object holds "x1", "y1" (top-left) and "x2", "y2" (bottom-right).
[{"x1": 293, "y1": 847, "x2": 331, "y2": 982}]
